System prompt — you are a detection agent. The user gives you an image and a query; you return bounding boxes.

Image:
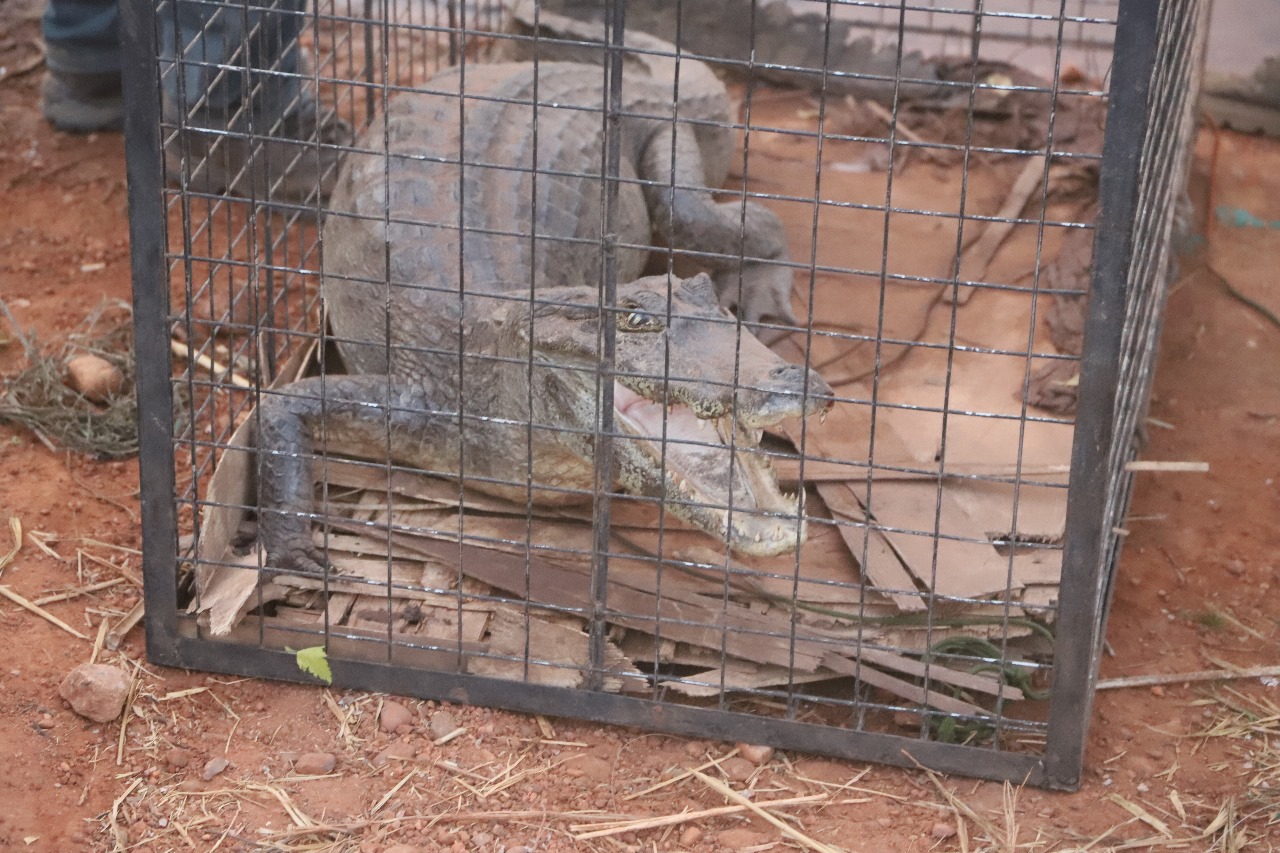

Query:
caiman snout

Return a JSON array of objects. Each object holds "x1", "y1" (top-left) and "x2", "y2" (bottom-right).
[
  {"x1": 608, "y1": 274, "x2": 833, "y2": 557},
  {"x1": 735, "y1": 363, "x2": 833, "y2": 429}
]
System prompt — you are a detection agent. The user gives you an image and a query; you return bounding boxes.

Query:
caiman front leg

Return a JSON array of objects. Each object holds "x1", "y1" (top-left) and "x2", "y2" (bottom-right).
[
  {"x1": 640, "y1": 127, "x2": 799, "y2": 339},
  {"x1": 255, "y1": 375, "x2": 454, "y2": 576}
]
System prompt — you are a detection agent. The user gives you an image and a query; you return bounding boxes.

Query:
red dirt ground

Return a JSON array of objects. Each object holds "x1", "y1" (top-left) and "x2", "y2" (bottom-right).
[{"x1": 2, "y1": 16, "x2": 1278, "y2": 853}]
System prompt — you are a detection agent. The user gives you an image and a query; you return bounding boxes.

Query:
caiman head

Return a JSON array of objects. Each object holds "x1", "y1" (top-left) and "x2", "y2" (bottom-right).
[{"x1": 507, "y1": 272, "x2": 832, "y2": 557}]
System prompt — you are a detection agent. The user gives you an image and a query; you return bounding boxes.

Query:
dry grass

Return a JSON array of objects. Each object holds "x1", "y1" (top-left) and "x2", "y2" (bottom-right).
[
  {"x1": 86, "y1": 671, "x2": 1280, "y2": 853},
  {"x1": 0, "y1": 298, "x2": 142, "y2": 457}
]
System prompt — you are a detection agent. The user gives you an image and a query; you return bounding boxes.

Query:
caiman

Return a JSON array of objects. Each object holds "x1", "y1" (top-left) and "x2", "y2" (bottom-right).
[{"x1": 255, "y1": 16, "x2": 832, "y2": 575}]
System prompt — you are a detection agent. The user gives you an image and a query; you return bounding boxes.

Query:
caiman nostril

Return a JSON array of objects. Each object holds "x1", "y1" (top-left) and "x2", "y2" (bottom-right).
[{"x1": 769, "y1": 364, "x2": 803, "y2": 381}]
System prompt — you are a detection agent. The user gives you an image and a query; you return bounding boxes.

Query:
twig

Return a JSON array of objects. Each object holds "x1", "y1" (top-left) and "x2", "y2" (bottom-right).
[
  {"x1": 621, "y1": 749, "x2": 741, "y2": 801},
  {"x1": 108, "y1": 777, "x2": 141, "y2": 851},
  {"x1": 0, "y1": 516, "x2": 21, "y2": 576},
  {"x1": 1096, "y1": 664, "x2": 1280, "y2": 691},
  {"x1": 1124, "y1": 460, "x2": 1209, "y2": 472},
  {"x1": 116, "y1": 673, "x2": 138, "y2": 765},
  {"x1": 1207, "y1": 263, "x2": 1280, "y2": 332},
  {"x1": 0, "y1": 584, "x2": 90, "y2": 639},
  {"x1": 32, "y1": 577, "x2": 126, "y2": 606},
  {"x1": 170, "y1": 338, "x2": 254, "y2": 388},
  {"x1": 371, "y1": 768, "x2": 419, "y2": 815},
  {"x1": 91, "y1": 618, "x2": 109, "y2": 664},
  {"x1": 106, "y1": 599, "x2": 145, "y2": 649},
  {"x1": 573, "y1": 793, "x2": 828, "y2": 840},
  {"x1": 947, "y1": 154, "x2": 1047, "y2": 304},
  {"x1": 692, "y1": 770, "x2": 843, "y2": 853}
]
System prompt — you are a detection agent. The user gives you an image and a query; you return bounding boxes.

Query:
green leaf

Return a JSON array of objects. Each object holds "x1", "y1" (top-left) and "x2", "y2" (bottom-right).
[{"x1": 293, "y1": 646, "x2": 332, "y2": 684}]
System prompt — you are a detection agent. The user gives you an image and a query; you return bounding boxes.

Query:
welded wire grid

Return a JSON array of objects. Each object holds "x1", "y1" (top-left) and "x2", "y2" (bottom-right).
[
  {"x1": 124, "y1": 0, "x2": 1205, "y2": 788},
  {"x1": 1084, "y1": 0, "x2": 1207, "y2": 671}
]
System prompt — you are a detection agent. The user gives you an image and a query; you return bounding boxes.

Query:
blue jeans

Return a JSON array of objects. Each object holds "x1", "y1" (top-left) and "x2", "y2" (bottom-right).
[{"x1": 44, "y1": 0, "x2": 307, "y2": 121}]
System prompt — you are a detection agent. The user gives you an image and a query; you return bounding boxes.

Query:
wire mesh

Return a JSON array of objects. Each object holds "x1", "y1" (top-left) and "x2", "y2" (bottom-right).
[{"x1": 122, "y1": 0, "x2": 1206, "y2": 788}]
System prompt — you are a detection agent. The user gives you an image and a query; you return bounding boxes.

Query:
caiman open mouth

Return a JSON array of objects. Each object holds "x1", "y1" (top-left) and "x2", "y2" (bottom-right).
[{"x1": 612, "y1": 381, "x2": 812, "y2": 557}]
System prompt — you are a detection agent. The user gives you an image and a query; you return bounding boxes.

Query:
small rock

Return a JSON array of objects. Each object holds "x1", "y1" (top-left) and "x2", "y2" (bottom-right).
[
  {"x1": 201, "y1": 758, "x2": 230, "y2": 781},
  {"x1": 373, "y1": 740, "x2": 416, "y2": 768},
  {"x1": 383, "y1": 845, "x2": 420, "y2": 853},
  {"x1": 470, "y1": 831, "x2": 492, "y2": 847},
  {"x1": 59, "y1": 663, "x2": 131, "y2": 723},
  {"x1": 736, "y1": 742, "x2": 775, "y2": 765},
  {"x1": 164, "y1": 748, "x2": 192, "y2": 770},
  {"x1": 379, "y1": 700, "x2": 414, "y2": 733},
  {"x1": 720, "y1": 757, "x2": 755, "y2": 782},
  {"x1": 931, "y1": 822, "x2": 957, "y2": 840},
  {"x1": 679, "y1": 825, "x2": 703, "y2": 847},
  {"x1": 564, "y1": 755, "x2": 612, "y2": 783},
  {"x1": 293, "y1": 752, "x2": 336, "y2": 775},
  {"x1": 1150, "y1": 685, "x2": 1165, "y2": 698},
  {"x1": 718, "y1": 827, "x2": 766, "y2": 849},
  {"x1": 430, "y1": 710, "x2": 460, "y2": 740},
  {"x1": 65, "y1": 354, "x2": 126, "y2": 403}
]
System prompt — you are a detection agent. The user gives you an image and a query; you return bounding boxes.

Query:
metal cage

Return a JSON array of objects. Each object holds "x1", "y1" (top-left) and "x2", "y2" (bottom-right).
[{"x1": 123, "y1": 0, "x2": 1206, "y2": 789}]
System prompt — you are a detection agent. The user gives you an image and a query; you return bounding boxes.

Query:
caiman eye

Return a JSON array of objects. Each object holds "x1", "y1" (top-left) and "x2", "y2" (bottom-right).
[{"x1": 618, "y1": 308, "x2": 663, "y2": 332}]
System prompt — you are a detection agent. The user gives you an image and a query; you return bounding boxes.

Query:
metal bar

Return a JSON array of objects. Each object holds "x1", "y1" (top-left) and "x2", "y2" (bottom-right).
[
  {"x1": 120, "y1": 0, "x2": 181, "y2": 664},
  {"x1": 586, "y1": 0, "x2": 627, "y2": 692},
  {"x1": 1044, "y1": 0, "x2": 1160, "y2": 791},
  {"x1": 168, "y1": 633, "x2": 1051, "y2": 786}
]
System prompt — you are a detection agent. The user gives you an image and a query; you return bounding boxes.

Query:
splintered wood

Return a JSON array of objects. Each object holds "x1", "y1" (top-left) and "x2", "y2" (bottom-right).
[{"x1": 187, "y1": 84, "x2": 1103, "y2": 718}]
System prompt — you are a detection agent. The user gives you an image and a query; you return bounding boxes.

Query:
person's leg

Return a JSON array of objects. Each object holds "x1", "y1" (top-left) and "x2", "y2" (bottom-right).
[
  {"x1": 160, "y1": 0, "x2": 352, "y2": 202},
  {"x1": 40, "y1": 0, "x2": 124, "y2": 131},
  {"x1": 161, "y1": 0, "x2": 304, "y2": 126}
]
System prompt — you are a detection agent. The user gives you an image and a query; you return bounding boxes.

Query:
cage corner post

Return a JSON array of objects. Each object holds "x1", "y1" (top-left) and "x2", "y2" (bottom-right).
[
  {"x1": 1042, "y1": 0, "x2": 1162, "y2": 792},
  {"x1": 120, "y1": 0, "x2": 182, "y2": 666}
]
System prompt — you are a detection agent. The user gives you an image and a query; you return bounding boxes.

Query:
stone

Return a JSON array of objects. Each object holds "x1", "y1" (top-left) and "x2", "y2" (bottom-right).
[
  {"x1": 379, "y1": 700, "x2": 415, "y2": 733},
  {"x1": 678, "y1": 825, "x2": 703, "y2": 847},
  {"x1": 720, "y1": 757, "x2": 755, "y2": 782},
  {"x1": 564, "y1": 755, "x2": 612, "y2": 783},
  {"x1": 164, "y1": 748, "x2": 192, "y2": 770},
  {"x1": 65, "y1": 354, "x2": 126, "y2": 403},
  {"x1": 373, "y1": 740, "x2": 416, "y2": 768},
  {"x1": 58, "y1": 663, "x2": 130, "y2": 723},
  {"x1": 200, "y1": 757, "x2": 229, "y2": 781},
  {"x1": 736, "y1": 743, "x2": 775, "y2": 765},
  {"x1": 931, "y1": 822, "x2": 957, "y2": 840},
  {"x1": 717, "y1": 827, "x2": 766, "y2": 849},
  {"x1": 294, "y1": 752, "x2": 336, "y2": 775},
  {"x1": 429, "y1": 709, "x2": 460, "y2": 740}
]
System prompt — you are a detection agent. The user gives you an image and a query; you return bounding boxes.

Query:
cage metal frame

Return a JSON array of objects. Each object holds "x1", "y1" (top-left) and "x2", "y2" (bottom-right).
[{"x1": 122, "y1": 0, "x2": 1202, "y2": 790}]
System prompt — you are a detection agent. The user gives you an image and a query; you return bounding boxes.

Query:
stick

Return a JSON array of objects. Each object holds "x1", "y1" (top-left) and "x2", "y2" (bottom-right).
[
  {"x1": 862, "y1": 98, "x2": 928, "y2": 146},
  {"x1": 0, "y1": 584, "x2": 89, "y2": 640},
  {"x1": 106, "y1": 599, "x2": 145, "y2": 649},
  {"x1": 573, "y1": 794, "x2": 828, "y2": 839},
  {"x1": 1096, "y1": 664, "x2": 1280, "y2": 691},
  {"x1": 169, "y1": 338, "x2": 253, "y2": 388},
  {"x1": 1124, "y1": 461, "x2": 1209, "y2": 473},
  {"x1": 0, "y1": 516, "x2": 22, "y2": 575},
  {"x1": 692, "y1": 770, "x2": 843, "y2": 853},
  {"x1": 947, "y1": 154, "x2": 1047, "y2": 304},
  {"x1": 33, "y1": 577, "x2": 126, "y2": 606},
  {"x1": 371, "y1": 769, "x2": 420, "y2": 815},
  {"x1": 90, "y1": 618, "x2": 109, "y2": 664}
]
